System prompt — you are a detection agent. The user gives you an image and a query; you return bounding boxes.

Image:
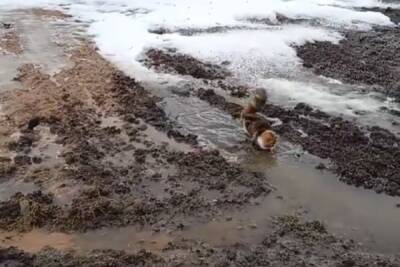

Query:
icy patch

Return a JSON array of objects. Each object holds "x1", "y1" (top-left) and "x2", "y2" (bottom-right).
[
  {"x1": 0, "y1": 0, "x2": 399, "y2": 125},
  {"x1": 0, "y1": 0, "x2": 394, "y2": 74},
  {"x1": 70, "y1": 0, "x2": 393, "y2": 69},
  {"x1": 262, "y1": 78, "x2": 398, "y2": 116}
]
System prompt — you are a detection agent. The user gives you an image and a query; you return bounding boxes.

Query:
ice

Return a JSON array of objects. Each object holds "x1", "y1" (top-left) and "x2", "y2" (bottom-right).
[
  {"x1": 262, "y1": 78, "x2": 391, "y2": 116},
  {"x1": 0, "y1": 0, "x2": 398, "y2": 120}
]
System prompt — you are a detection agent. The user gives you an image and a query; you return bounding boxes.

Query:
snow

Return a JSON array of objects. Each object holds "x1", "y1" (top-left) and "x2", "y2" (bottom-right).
[
  {"x1": 0, "y1": 0, "x2": 398, "y2": 116},
  {"x1": 262, "y1": 78, "x2": 387, "y2": 116}
]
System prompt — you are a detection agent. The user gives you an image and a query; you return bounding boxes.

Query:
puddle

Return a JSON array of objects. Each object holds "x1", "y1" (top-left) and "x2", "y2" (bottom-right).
[
  {"x1": 182, "y1": 219, "x2": 262, "y2": 246},
  {"x1": 162, "y1": 95, "x2": 245, "y2": 150},
  {"x1": 100, "y1": 114, "x2": 193, "y2": 153},
  {"x1": 143, "y1": 124, "x2": 193, "y2": 152},
  {"x1": 0, "y1": 216, "x2": 274, "y2": 253},
  {"x1": 100, "y1": 115, "x2": 125, "y2": 129},
  {"x1": 30, "y1": 125, "x2": 64, "y2": 168},
  {"x1": 0, "y1": 9, "x2": 83, "y2": 91},
  {"x1": 180, "y1": 194, "x2": 287, "y2": 246},
  {"x1": 0, "y1": 193, "x2": 280, "y2": 254},
  {"x1": 0, "y1": 227, "x2": 172, "y2": 254},
  {"x1": 74, "y1": 227, "x2": 172, "y2": 252},
  {"x1": 47, "y1": 180, "x2": 84, "y2": 206},
  {"x1": 243, "y1": 150, "x2": 400, "y2": 254},
  {"x1": 0, "y1": 230, "x2": 73, "y2": 253},
  {"x1": 157, "y1": 86, "x2": 400, "y2": 253},
  {"x1": 0, "y1": 5, "x2": 398, "y2": 257},
  {"x1": 0, "y1": 179, "x2": 38, "y2": 201}
]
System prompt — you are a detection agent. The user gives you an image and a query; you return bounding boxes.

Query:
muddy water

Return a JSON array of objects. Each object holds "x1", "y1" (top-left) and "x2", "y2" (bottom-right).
[
  {"x1": 0, "y1": 179, "x2": 38, "y2": 201},
  {"x1": 30, "y1": 126, "x2": 64, "y2": 169},
  {"x1": 0, "y1": 230, "x2": 73, "y2": 253},
  {"x1": 0, "y1": 9, "x2": 82, "y2": 90},
  {"x1": 0, "y1": 6, "x2": 399, "y2": 257},
  {"x1": 112, "y1": 75, "x2": 400, "y2": 253},
  {"x1": 244, "y1": 151, "x2": 400, "y2": 253},
  {"x1": 0, "y1": 228, "x2": 167, "y2": 254},
  {"x1": 161, "y1": 94, "x2": 246, "y2": 150},
  {"x1": 0, "y1": 214, "x2": 277, "y2": 253},
  {"x1": 157, "y1": 91, "x2": 400, "y2": 254}
]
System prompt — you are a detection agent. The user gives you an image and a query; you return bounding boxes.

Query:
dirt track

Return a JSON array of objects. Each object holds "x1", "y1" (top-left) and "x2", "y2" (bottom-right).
[{"x1": 0, "y1": 8, "x2": 400, "y2": 267}]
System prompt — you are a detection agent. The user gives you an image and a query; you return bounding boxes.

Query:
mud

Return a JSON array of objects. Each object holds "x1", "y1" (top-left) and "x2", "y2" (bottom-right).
[
  {"x1": 1, "y1": 7, "x2": 400, "y2": 267},
  {"x1": 1, "y1": 215, "x2": 399, "y2": 266},
  {"x1": 0, "y1": 24, "x2": 22, "y2": 55},
  {"x1": 0, "y1": 41, "x2": 269, "y2": 234},
  {"x1": 0, "y1": 191, "x2": 60, "y2": 231},
  {"x1": 144, "y1": 48, "x2": 230, "y2": 80},
  {"x1": 198, "y1": 89, "x2": 400, "y2": 196},
  {"x1": 144, "y1": 49, "x2": 250, "y2": 97},
  {"x1": 0, "y1": 247, "x2": 165, "y2": 266},
  {"x1": 31, "y1": 8, "x2": 72, "y2": 20},
  {"x1": 296, "y1": 26, "x2": 400, "y2": 102}
]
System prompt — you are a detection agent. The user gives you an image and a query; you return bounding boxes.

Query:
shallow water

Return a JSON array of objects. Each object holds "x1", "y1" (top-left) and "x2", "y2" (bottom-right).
[
  {"x1": 244, "y1": 151, "x2": 400, "y2": 253},
  {"x1": 0, "y1": 9, "x2": 82, "y2": 91},
  {"x1": 0, "y1": 230, "x2": 73, "y2": 253},
  {"x1": 0, "y1": 180, "x2": 38, "y2": 202},
  {"x1": 159, "y1": 91, "x2": 400, "y2": 254},
  {"x1": 0, "y1": 0, "x2": 399, "y2": 256}
]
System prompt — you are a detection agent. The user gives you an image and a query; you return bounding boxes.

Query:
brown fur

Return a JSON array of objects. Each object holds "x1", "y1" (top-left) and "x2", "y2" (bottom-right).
[
  {"x1": 240, "y1": 89, "x2": 278, "y2": 151},
  {"x1": 258, "y1": 130, "x2": 278, "y2": 151}
]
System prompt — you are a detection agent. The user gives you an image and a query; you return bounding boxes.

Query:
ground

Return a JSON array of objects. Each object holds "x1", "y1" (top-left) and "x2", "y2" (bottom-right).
[{"x1": 0, "y1": 7, "x2": 399, "y2": 267}]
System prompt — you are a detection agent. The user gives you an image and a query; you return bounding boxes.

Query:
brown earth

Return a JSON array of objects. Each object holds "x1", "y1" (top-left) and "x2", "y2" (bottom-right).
[
  {"x1": 1, "y1": 215, "x2": 399, "y2": 266},
  {"x1": 141, "y1": 45, "x2": 400, "y2": 196},
  {"x1": 0, "y1": 24, "x2": 22, "y2": 55},
  {"x1": 296, "y1": 26, "x2": 400, "y2": 103},
  {"x1": 144, "y1": 49, "x2": 249, "y2": 97},
  {"x1": 1, "y1": 8, "x2": 400, "y2": 267},
  {"x1": 144, "y1": 48, "x2": 230, "y2": 80},
  {"x1": 31, "y1": 8, "x2": 72, "y2": 20},
  {"x1": 0, "y1": 44, "x2": 270, "y2": 235}
]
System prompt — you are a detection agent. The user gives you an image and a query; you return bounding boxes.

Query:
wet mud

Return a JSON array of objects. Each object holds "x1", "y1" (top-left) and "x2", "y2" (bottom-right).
[
  {"x1": 1, "y1": 215, "x2": 399, "y2": 266},
  {"x1": 198, "y1": 89, "x2": 400, "y2": 197},
  {"x1": 0, "y1": 23, "x2": 22, "y2": 55},
  {"x1": 1, "y1": 7, "x2": 400, "y2": 267},
  {"x1": 296, "y1": 26, "x2": 400, "y2": 102},
  {"x1": 0, "y1": 45, "x2": 268, "y2": 234},
  {"x1": 31, "y1": 8, "x2": 72, "y2": 20},
  {"x1": 144, "y1": 48, "x2": 230, "y2": 80},
  {"x1": 144, "y1": 49, "x2": 249, "y2": 97}
]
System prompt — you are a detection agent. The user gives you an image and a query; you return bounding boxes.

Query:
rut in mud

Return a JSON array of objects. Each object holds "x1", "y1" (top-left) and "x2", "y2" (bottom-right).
[
  {"x1": 197, "y1": 88, "x2": 400, "y2": 197},
  {"x1": 1, "y1": 215, "x2": 400, "y2": 266},
  {"x1": 0, "y1": 5, "x2": 400, "y2": 267}
]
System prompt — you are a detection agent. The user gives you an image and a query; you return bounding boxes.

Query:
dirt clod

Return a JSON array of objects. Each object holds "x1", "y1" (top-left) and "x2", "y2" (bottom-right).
[{"x1": 144, "y1": 48, "x2": 230, "y2": 80}]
